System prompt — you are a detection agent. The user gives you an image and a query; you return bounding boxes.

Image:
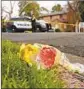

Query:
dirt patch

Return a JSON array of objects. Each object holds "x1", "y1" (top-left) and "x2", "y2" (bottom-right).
[{"x1": 59, "y1": 65, "x2": 84, "y2": 88}]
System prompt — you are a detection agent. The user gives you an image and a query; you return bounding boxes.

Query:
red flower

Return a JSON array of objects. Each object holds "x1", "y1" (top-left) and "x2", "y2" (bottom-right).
[{"x1": 39, "y1": 47, "x2": 56, "y2": 69}]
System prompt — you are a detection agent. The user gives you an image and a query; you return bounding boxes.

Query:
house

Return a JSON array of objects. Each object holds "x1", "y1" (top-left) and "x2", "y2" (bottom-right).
[
  {"x1": 39, "y1": 11, "x2": 68, "y2": 31},
  {"x1": 39, "y1": 2, "x2": 81, "y2": 32}
]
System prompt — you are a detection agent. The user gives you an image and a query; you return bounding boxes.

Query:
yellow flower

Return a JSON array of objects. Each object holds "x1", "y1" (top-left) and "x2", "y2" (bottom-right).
[
  {"x1": 19, "y1": 43, "x2": 39, "y2": 66},
  {"x1": 20, "y1": 43, "x2": 25, "y2": 52}
]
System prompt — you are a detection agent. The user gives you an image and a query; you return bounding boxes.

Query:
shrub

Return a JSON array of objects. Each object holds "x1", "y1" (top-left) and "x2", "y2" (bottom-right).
[{"x1": 55, "y1": 29, "x2": 61, "y2": 32}]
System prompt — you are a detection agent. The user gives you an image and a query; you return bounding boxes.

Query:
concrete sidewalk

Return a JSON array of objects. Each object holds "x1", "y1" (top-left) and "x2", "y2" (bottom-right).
[{"x1": 65, "y1": 53, "x2": 84, "y2": 65}]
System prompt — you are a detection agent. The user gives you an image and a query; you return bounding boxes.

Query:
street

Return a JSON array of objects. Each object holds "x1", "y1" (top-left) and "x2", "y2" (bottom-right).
[
  {"x1": 2, "y1": 32, "x2": 84, "y2": 46},
  {"x1": 2, "y1": 32, "x2": 84, "y2": 57}
]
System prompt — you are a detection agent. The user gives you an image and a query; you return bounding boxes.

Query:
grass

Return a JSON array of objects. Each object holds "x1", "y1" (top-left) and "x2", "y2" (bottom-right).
[{"x1": 2, "y1": 40, "x2": 65, "y2": 88}]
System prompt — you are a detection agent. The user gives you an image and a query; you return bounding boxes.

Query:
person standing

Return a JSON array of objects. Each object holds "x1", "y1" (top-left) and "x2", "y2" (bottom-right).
[{"x1": 31, "y1": 14, "x2": 37, "y2": 32}]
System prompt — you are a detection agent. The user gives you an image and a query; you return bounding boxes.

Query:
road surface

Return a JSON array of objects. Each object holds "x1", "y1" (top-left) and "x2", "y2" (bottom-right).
[{"x1": 2, "y1": 32, "x2": 84, "y2": 46}]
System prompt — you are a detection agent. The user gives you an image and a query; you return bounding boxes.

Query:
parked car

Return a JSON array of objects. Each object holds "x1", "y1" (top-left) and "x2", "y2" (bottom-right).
[{"x1": 6, "y1": 16, "x2": 49, "y2": 32}]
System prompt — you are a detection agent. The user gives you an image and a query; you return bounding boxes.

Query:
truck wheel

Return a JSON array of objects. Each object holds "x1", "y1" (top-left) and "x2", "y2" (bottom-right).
[
  {"x1": 36, "y1": 27, "x2": 40, "y2": 32},
  {"x1": 37, "y1": 26, "x2": 43, "y2": 32},
  {"x1": 11, "y1": 26, "x2": 16, "y2": 32}
]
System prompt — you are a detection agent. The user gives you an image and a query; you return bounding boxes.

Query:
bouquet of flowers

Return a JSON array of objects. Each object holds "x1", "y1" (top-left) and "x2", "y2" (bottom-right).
[{"x1": 19, "y1": 43, "x2": 84, "y2": 74}]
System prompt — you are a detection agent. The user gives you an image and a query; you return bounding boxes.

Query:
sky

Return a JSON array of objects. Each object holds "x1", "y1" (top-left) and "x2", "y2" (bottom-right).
[
  {"x1": 2, "y1": 1, "x2": 67, "y2": 19},
  {"x1": 37, "y1": 1, "x2": 67, "y2": 10}
]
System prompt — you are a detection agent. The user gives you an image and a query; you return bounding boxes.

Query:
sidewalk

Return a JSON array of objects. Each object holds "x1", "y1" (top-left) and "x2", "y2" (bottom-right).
[{"x1": 65, "y1": 53, "x2": 84, "y2": 65}]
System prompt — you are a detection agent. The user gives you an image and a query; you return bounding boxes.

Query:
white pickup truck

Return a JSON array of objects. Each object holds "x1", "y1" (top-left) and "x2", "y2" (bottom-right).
[{"x1": 6, "y1": 16, "x2": 49, "y2": 32}]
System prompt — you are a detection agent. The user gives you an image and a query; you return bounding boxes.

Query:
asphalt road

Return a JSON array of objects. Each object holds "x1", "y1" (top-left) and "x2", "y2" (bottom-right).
[
  {"x1": 2, "y1": 32, "x2": 84, "y2": 55},
  {"x1": 2, "y1": 32, "x2": 84, "y2": 46},
  {"x1": 2, "y1": 32, "x2": 84, "y2": 64}
]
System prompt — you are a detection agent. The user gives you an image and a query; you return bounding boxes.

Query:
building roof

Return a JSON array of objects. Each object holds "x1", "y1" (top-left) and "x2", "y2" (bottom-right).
[{"x1": 39, "y1": 10, "x2": 68, "y2": 17}]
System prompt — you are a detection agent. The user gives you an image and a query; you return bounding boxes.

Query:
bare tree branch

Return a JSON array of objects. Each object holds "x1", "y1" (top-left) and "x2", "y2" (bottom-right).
[
  {"x1": 12, "y1": 1, "x2": 15, "y2": 9},
  {"x1": 68, "y1": 1, "x2": 75, "y2": 11},
  {"x1": 68, "y1": 0, "x2": 80, "y2": 12},
  {"x1": 2, "y1": 8, "x2": 10, "y2": 14},
  {"x1": 2, "y1": 1, "x2": 16, "y2": 19}
]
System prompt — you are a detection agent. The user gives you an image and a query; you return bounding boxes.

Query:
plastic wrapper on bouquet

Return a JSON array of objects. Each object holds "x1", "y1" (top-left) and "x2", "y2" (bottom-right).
[{"x1": 19, "y1": 43, "x2": 84, "y2": 74}]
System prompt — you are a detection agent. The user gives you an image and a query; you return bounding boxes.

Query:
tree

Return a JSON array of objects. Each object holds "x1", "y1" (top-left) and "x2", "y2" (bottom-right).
[
  {"x1": 40, "y1": 7, "x2": 49, "y2": 13},
  {"x1": 18, "y1": 1, "x2": 31, "y2": 15},
  {"x1": 1, "y1": 16, "x2": 7, "y2": 32},
  {"x1": 52, "y1": 4, "x2": 62, "y2": 12},
  {"x1": 79, "y1": 1, "x2": 84, "y2": 21},
  {"x1": 18, "y1": 1, "x2": 49, "y2": 18},
  {"x1": 2, "y1": 1, "x2": 15, "y2": 19},
  {"x1": 67, "y1": 0, "x2": 81, "y2": 23},
  {"x1": 18, "y1": 1, "x2": 40, "y2": 18},
  {"x1": 67, "y1": 0, "x2": 81, "y2": 32},
  {"x1": 39, "y1": 7, "x2": 49, "y2": 16}
]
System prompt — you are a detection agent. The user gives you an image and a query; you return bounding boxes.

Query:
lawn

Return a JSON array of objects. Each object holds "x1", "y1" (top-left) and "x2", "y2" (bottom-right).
[{"x1": 2, "y1": 40, "x2": 65, "y2": 88}]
